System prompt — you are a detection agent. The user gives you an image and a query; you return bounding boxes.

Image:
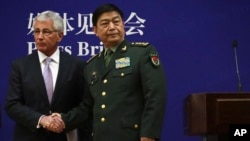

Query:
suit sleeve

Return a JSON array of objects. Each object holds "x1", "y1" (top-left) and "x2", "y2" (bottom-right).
[
  {"x1": 5, "y1": 60, "x2": 42, "y2": 132},
  {"x1": 139, "y1": 45, "x2": 167, "y2": 139}
]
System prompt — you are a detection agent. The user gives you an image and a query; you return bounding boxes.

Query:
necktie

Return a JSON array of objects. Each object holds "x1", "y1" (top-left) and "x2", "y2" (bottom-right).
[
  {"x1": 104, "y1": 49, "x2": 113, "y2": 67},
  {"x1": 43, "y1": 58, "x2": 53, "y2": 103}
]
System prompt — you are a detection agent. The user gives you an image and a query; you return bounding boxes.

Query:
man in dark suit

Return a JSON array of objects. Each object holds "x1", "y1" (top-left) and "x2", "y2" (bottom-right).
[
  {"x1": 50, "y1": 3, "x2": 166, "y2": 141},
  {"x1": 5, "y1": 10, "x2": 92, "y2": 141}
]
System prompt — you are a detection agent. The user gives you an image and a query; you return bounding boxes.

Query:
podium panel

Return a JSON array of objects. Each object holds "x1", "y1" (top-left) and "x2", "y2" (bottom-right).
[{"x1": 184, "y1": 92, "x2": 250, "y2": 136}]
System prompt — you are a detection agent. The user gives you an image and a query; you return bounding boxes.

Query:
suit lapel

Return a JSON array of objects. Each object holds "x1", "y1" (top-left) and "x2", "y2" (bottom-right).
[
  {"x1": 95, "y1": 51, "x2": 106, "y2": 77},
  {"x1": 52, "y1": 52, "x2": 65, "y2": 104},
  {"x1": 29, "y1": 52, "x2": 50, "y2": 105}
]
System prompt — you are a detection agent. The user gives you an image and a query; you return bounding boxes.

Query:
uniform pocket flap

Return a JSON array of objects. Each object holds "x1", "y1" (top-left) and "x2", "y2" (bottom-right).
[
  {"x1": 120, "y1": 118, "x2": 140, "y2": 129},
  {"x1": 113, "y1": 67, "x2": 133, "y2": 77}
]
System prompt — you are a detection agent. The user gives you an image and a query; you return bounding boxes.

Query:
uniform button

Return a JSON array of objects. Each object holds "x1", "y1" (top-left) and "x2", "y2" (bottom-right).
[
  {"x1": 101, "y1": 117, "x2": 105, "y2": 122},
  {"x1": 134, "y1": 124, "x2": 139, "y2": 129},
  {"x1": 121, "y1": 73, "x2": 124, "y2": 76},
  {"x1": 101, "y1": 104, "x2": 106, "y2": 109},
  {"x1": 101, "y1": 91, "x2": 106, "y2": 96},
  {"x1": 103, "y1": 79, "x2": 108, "y2": 83}
]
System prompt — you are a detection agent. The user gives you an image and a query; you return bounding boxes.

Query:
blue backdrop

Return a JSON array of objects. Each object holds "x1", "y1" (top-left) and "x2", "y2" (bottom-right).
[{"x1": 1, "y1": 0, "x2": 250, "y2": 141}]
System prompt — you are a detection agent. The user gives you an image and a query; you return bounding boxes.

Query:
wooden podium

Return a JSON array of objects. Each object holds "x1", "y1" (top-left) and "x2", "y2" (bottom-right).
[{"x1": 184, "y1": 92, "x2": 250, "y2": 141}]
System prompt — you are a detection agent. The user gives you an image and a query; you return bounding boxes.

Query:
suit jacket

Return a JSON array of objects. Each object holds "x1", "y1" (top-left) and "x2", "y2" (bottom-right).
[
  {"x1": 5, "y1": 51, "x2": 92, "y2": 141},
  {"x1": 63, "y1": 39, "x2": 167, "y2": 141}
]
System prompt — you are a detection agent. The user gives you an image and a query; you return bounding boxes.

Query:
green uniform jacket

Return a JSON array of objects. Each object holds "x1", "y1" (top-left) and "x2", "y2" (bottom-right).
[{"x1": 63, "y1": 39, "x2": 167, "y2": 141}]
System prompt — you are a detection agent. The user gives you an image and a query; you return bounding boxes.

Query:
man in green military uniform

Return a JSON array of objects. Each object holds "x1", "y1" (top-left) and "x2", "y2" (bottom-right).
[{"x1": 48, "y1": 3, "x2": 167, "y2": 141}]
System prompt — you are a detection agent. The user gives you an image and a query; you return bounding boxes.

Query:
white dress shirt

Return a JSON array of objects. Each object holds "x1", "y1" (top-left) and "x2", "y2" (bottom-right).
[{"x1": 38, "y1": 49, "x2": 78, "y2": 141}]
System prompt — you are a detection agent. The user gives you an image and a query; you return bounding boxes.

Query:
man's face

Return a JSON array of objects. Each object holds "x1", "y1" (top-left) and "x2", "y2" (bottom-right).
[
  {"x1": 93, "y1": 11, "x2": 125, "y2": 48},
  {"x1": 33, "y1": 20, "x2": 63, "y2": 56}
]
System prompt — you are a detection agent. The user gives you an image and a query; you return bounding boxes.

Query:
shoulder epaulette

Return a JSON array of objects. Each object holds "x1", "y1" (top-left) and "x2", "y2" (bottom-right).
[
  {"x1": 86, "y1": 53, "x2": 100, "y2": 63},
  {"x1": 131, "y1": 42, "x2": 149, "y2": 47}
]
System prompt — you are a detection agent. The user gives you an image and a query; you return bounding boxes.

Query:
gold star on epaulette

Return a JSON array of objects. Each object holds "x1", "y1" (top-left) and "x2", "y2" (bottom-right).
[
  {"x1": 87, "y1": 53, "x2": 99, "y2": 63},
  {"x1": 131, "y1": 42, "x2": 149, "y2": 47}
]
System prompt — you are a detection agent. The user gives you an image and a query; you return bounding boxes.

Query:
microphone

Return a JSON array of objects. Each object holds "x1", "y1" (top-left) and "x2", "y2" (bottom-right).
[{"x1": 232, "y1": 40, "x2": 242, "y2": 92}]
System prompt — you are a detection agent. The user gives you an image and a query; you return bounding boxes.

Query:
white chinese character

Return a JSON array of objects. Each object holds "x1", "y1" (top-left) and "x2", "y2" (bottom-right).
[
  {"x1": 75, "y1": 13, "x2": 94, "y2": 35},
  {"x1": 63, "y1": 13, "x2": 74, "y2": 35},
  {"x1": 124, "y1": 12, "x2": 146, "y2": 36},
  {"x1": 27, "y1": 13, "x2": 35, "y2": 35}
]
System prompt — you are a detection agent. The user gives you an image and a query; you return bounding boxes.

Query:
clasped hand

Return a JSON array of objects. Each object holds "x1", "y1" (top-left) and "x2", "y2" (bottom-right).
[{"x1": 40, "y1": 113, "x2": 65, "y2": 133}]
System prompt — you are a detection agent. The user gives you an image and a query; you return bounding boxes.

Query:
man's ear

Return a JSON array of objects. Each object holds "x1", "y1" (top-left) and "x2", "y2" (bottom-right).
[
  {"x1": 57, "y1": 32, "x2": 64, "y2": 42},
  {"x1": 93, "y1": 26, "x2": 98, "y2": 36}
]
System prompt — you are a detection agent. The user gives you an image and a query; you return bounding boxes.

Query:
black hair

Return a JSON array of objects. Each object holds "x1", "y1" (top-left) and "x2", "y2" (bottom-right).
[{"x1": 92, "y1": 3, "x2": 124, "y2": 26}]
